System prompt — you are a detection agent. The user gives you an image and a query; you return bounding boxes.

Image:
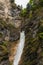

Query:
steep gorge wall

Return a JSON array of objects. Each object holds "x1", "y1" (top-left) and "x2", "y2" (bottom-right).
[{"x1": 19, "y1": 2, "x2": 43, "y2": 65}]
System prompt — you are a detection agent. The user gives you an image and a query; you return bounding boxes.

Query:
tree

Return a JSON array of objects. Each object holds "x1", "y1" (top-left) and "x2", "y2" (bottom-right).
[{"x1": 26, "y1": 3, "x2": 31, "y2": 11}]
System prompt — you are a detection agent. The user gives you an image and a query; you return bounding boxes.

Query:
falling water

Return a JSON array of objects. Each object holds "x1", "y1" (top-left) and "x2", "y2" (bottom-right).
[{"x1": 13, "y1": 31, "x2": 25, "y2": 65}]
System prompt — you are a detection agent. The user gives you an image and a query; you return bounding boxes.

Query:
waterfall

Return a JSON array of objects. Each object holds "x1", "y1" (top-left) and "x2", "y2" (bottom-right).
[{"x1": 13, "y1": 31, "x2": 25, "y2": 65}]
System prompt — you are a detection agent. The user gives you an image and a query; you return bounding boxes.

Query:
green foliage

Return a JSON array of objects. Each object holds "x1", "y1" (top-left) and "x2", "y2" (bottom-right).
[
  {"x1": 26, "y1": 3, "x2": 31, "y2": 11},
  {"x1": 0, "y1": 33, "x2": 3, "y2": 38},
  {"x1": 30, "y1": 0, "x2": 34, "y2": 5},
  {"x1": 38, "y1": 26, "x2": 43, "y2": 39},
  {"x1": 2, "y1": 41, "x2": 9, "y2": 46},
  {"x1": 0, "y1": 45, "x2": 8, "y2": 53},
  {"x1": 20, "y1": 8, "x2": 27, "y2": 17},
  {"x1": 39, "y1": 0, "x2": 43, "y2": 6},
  {"x1": 0, "y1": 19, "x2": 7, "y2": 28},
  {"x1": 39, "y1": 33, "x2": 43, "y2": 39},
  {"x1": 31, "y1": 4, "x2": 37, "y2": 11},
  {"x1": 20, "y1": 0, "x2": 43, "y2": 65},
  {"x1": 39, "y1": 26, "x2": 43, "y2": 32}
]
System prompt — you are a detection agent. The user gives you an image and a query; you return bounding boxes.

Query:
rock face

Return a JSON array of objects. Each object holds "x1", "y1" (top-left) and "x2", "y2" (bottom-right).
[
  {"x1": 19, "y1": 2, "x2": 43, "y2": 65},
  {"x1": 0, "y1": 0, "x2": 11, "y2": 19},
  {"x1": 0, "y1": 0, "x2": 43, "y2": 65},
  {"x1": 0, "y1": 0, "x2": 22, "y2": 65}
]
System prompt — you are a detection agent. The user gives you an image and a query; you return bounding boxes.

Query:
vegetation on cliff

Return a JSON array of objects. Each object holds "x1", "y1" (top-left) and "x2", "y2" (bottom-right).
[
  {"x1": 20, "y1": 0, "x2": 43, "y2": 65},
  {"x1": 0, "y1": 0, "x2": 43, "y2": 65}
]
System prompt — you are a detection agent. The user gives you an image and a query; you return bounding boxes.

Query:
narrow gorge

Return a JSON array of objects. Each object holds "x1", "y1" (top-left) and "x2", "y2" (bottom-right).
[{"x1": 0, "y1": 0, "x2": 43, "y2": 65}]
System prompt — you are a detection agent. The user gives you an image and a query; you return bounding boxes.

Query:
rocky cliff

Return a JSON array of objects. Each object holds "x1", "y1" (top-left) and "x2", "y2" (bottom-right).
[
  {"x1": 19, "y1": 0, "x2": 43, "y2": 65},
  {"x1": 0, "y1": 0, "x2": 43, "y2": 65},
  {"x1": 0, "y1": 0, "x2": 22, "y2": 65}
]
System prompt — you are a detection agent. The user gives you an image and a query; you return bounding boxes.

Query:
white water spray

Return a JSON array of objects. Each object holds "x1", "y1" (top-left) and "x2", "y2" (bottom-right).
[{"x1": 13, "y1": 31, "x2": 25, "y2": 65}]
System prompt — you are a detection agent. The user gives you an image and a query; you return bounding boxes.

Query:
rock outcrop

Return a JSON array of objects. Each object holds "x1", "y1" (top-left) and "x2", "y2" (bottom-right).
[{"x1": 0, "y1": 0, "x2": 22, "y2": 65}]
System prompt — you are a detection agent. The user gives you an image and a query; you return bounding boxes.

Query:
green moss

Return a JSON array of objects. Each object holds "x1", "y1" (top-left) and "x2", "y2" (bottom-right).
[
  {"x1": 0, "y1": 33, "x2": 3, "y2": 37},
  {"x1": 0, "y1": 19, "x2": 7, "y2": 28},
  {"x1": 39, "y1": 33, "x2": 43, "y2": 39}
]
